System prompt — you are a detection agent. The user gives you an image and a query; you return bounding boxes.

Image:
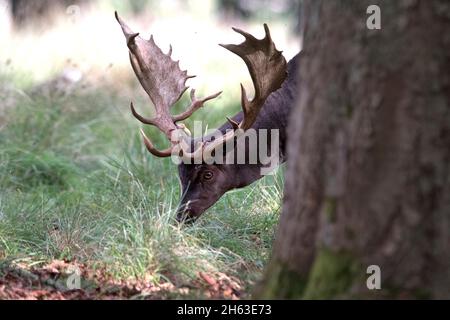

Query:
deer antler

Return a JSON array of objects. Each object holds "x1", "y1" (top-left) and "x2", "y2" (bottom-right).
[
  {"x1": 115, "y1": 12, "x2": 221, "y2": 157},
  {"x1": 200, "y1": 24, "x2": 287, "y2": 158},
  {"x1": 221, "y1": 24, "x2": 286, "y2": 130},
  {"x1": 117, "y1": 12, "x2": 286, "y2": 161}
]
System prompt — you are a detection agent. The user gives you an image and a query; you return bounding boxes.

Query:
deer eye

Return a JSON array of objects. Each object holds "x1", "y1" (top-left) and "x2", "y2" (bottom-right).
[{"x1": 202, "y1": 171, "x2": 213, "y2": 181}]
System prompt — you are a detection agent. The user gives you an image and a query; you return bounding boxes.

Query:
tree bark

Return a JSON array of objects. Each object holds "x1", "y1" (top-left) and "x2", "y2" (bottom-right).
[
  {"x1": 259, "y1": 0, "x2": 450, "y2": 299},
  {"x1": 10, "y1": 0, "x2": 84, "y2": 28}
]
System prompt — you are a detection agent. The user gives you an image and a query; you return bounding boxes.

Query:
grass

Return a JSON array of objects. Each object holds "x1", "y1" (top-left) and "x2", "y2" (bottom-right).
[{"x1": 0, "y1": 73, "x2": 284, "y2": 298}]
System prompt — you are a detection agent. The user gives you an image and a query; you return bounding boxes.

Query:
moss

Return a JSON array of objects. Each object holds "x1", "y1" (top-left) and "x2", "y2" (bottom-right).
[
  {"x1": 259, "y1": 255, "x2": 435, "y2": 299},
  {"x1": 256, "y1": 249, "x2": 364, "y2": 299},
  {"x1": 302, "y1": 248, "x2": 362, "y2": 299},
  {"x1": 346, "y1": 104, "x2": 354, "y2": 118},
  {"x1": 412, "y1": 288, "x2": 432, "y2": 300},
  {"x1": 255, "y1": 259, "x2": 307, "y2": 299},
  {"x1": 324, "y1": 197, "x2": 337, "y2": 223},
  {"x1": 378, "y1": 286, "x2": 433, "y2": 300}
]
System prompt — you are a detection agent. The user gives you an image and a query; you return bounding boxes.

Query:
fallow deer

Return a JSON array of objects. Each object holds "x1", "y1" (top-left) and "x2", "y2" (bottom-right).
[{"x1": 116, "y1": 12, "x2": 299, "y2": 222}]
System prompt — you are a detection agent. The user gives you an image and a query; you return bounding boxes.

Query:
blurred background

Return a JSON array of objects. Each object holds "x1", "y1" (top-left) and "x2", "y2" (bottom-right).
[{"x1": 0, "y1": 0, "x2": 299, "y2": 103}]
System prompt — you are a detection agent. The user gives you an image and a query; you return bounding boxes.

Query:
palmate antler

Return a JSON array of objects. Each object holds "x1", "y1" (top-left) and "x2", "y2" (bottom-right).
[
  {"x1": 116, "y1": 12, "x2": 287, "y2": 161},
  {"x1": 199, "y1": 24, "x2": 287, "y2": 158},
  {"x1": 115, "y1": 12, "x2": 221, "y2": 157}
]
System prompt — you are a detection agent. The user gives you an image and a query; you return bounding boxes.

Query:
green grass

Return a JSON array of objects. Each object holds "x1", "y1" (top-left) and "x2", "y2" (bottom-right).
[{"x1": 0, "y1": 77, "x2": 283, "y2": 298}]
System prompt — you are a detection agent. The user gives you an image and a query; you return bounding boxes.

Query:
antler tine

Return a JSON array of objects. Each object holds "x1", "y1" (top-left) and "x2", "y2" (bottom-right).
[
  {"x1": 173, "y1": 89, "x2": 223, "y2": 123},
  {"x1": 230, "y1": 27, "x2": 258, "y2": 42},
  {"x1": 178, "y1": 140, "x2": 205, "y2": 160},
  {"x1": 140, "y1": 129, "x2": 173, "y2": 157},
  {"x1": 130, "y1": 102, "x2": 156, "y2": 125}
]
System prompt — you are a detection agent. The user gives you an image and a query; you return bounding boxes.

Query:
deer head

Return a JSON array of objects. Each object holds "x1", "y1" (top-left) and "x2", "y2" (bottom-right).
[{"x1": 116, "y1": 12, "x2": 287, "y2": 222}]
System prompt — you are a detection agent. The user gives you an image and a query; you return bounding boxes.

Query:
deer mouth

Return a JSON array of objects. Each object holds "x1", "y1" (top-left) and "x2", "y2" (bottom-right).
[
  {"x1": 176, "y1": 210, "x2": 198, "y2": 224},
  {"x1": 176, "y1": 198, "x2": 203, "y2": 224}
]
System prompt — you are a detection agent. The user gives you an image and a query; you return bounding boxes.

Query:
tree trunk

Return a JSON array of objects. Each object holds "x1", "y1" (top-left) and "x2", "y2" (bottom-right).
[
  {"x1": 259, "y1": 0, "x2": 450, "y2": 299},
  {"x1": 10, "y1": 0, "x2": 83, "y2": 28}
]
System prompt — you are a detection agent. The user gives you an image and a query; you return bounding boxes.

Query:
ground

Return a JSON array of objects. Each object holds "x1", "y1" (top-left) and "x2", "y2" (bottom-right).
[{"x1": 0, "y1": 259, "x2": 243, "y2": 299}]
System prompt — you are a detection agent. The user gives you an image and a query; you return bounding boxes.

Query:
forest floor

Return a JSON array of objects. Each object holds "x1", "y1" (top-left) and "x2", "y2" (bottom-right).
[{"x1": 0, "y1": 259, "x2": 244, "y2": 299}]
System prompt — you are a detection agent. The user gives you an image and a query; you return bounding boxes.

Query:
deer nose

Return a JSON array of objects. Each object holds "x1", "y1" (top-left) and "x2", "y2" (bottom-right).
[
  {"x1": 176, "y1": 201, "x2": 196, "y2": 223},
  {"x1": 176, "y1": 211, "x2": 197, "y2": 224}
]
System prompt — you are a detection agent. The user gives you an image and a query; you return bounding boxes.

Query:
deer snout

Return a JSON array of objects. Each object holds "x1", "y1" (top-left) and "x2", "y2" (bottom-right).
[
  {"x1": 176, "y1": 209, "x2": 198, "y2": 224},
  {"x1": 176, "y1": 201, "x2": 198, "y2": 224},
  {"x1": 176, "y1": 211, "x2": 197, "y2": 224}
]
